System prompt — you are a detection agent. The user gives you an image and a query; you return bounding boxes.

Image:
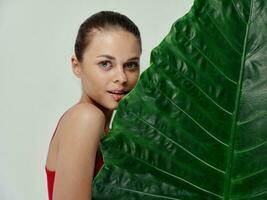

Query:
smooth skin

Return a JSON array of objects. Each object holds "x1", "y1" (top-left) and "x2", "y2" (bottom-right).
[{"x1": 45, "y1": 29, "x2": 141, "y2": 200}]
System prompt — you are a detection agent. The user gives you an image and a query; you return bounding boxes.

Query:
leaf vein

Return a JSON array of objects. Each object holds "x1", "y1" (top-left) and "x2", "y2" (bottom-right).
[
  {"x1": 180, "y1": 33, "x2": 238, "y2": 85},
  {"x1": 232, "y1": 189, "x2": 267, "y2": 199},
  {"x1": 116, "y1": 187, "x2": 183, "y2": 200},
  {"x1": 232, "y1": 168, "x2": 267, "y2": 183},
  {"x1": 235, "y1": 140, "x2": 267, "y2": 154},
  {"x1": 231, "y1": 0, "x2": 248, "y2": 24},
  {"x1": 237, "y1": 111, "x2": 267, "y2": 126},
  {"x1": 205, "y1": 11, "x2": 242, "y2": 56},
  {"x1": 246, "y1": 41, "x2": 267, "y2": 59},
  {"x1": 163, "y1": 43, "x2": 234, "y2": 115},
  {"x1": 119, "y1": 144, "x2": 223, "y2": 199},
  {"x1": 156, "y1": 88, "x2": 228, "y2": 147},
  {"x1": 131, "y1": 111, "x2": 226, "y2": 174}
]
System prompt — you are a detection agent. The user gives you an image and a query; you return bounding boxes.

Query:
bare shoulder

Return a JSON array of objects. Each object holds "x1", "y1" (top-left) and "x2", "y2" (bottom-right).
[
  {"x1": 67, "y1": 103, "x2": 105, "y2": 123},
  {"x1": 58, "y1": 103, "x2": 106, "y2": 140},
  {"x1": 52, "y1": 103, "x2": 106, "y2": 199}
]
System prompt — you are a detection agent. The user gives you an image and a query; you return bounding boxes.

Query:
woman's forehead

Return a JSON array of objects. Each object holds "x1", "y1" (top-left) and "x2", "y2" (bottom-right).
[{"x1": 84, "y1": 30, "x2": 141, "y2": 59}]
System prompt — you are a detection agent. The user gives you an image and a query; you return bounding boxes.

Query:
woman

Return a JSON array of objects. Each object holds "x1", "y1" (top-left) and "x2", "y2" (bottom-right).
[{"x1": 45, "y1": 11, "x2": 142, "y2": 200}]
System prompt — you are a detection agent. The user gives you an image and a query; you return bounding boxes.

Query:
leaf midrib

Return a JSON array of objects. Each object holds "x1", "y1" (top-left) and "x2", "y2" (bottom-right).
[{"x1": 223, "y1": 1, "x2": 254, "y2": 199}]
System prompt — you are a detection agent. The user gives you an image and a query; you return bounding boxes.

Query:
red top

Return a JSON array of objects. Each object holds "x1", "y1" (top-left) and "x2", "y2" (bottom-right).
[{"x1": 45, "y1": 115, "x2": 110, "y2": 200}]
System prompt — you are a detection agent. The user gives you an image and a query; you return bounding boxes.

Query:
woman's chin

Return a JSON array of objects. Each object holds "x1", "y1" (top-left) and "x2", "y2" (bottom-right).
[{"x1": 109, "y1": 102, "x2": 119, "y2": 110}]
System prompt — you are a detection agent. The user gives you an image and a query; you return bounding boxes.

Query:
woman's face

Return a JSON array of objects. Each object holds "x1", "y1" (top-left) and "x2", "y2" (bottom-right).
[{"x1": 72, "y1": 29, "x2": 141, "y2": 111}]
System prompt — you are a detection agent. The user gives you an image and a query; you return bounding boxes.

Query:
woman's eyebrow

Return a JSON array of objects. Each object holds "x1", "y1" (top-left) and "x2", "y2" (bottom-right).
[
  {"x1": 97, "y1": 55, "x2": 115, "y2": 60},
  {"x1": 127, "y1": 57, "x2": 140, "y2": 61},
  {"x1": 97, "y1": 55, "x2": 139, "y2": 61}
]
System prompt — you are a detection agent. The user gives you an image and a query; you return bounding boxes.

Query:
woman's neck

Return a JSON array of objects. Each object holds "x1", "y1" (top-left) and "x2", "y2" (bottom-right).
[{"x1": 103, "y1": 110, "x2": 113, "y2": 129}]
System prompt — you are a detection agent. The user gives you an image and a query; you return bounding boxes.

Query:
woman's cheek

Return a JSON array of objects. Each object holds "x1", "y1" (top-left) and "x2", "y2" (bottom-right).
[{"x1": 132, "y1": 73, "x2": 140, "y2": 84}]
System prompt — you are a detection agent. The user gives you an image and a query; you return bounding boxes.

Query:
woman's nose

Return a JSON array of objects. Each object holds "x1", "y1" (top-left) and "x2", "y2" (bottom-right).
[{"x1": 113, "y1": 67, "x2": 127, "y2": 84}]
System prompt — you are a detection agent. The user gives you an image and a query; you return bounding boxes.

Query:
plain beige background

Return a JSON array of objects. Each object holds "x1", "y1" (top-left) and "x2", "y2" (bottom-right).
[{"x1": 0, "y1": 0, "x2": 193, "y2": 199}]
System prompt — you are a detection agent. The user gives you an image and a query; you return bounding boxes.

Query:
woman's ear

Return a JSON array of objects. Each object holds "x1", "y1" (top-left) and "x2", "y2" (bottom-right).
[{"x1": 71, "y1": 54, "x2": 82, "y2": 78}]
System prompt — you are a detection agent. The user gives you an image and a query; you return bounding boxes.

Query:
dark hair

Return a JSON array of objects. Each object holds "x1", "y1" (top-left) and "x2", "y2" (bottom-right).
[{"x1": 74, "y1": 11, "x2": 142, "y2": 62}]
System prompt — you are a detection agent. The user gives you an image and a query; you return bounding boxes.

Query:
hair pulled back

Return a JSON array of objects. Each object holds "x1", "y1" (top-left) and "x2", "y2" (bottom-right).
[{"x1": 74, "y1": 11, "x2": 142, "y2": 62}]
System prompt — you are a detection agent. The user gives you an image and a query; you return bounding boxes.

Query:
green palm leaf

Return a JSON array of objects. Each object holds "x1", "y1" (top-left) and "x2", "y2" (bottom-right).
[{"x1": 93, "y1": 0, "x2": 267, "y2": 199}]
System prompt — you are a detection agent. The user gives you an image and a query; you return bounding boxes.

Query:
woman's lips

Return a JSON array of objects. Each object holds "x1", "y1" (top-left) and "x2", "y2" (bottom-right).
[
  {"x1": 110, "y1": 93, "x2": 125, "y2": 101},
  {"x1": 107, "y1": 92, "x2": 126, "y2": 101}
]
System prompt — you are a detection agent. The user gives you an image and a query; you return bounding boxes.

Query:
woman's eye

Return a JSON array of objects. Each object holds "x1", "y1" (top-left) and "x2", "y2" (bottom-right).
[
  {"x1": 125, "y1": 62, "x2": 139, "y2": 70},
  {"x1": 99, "y1": 61, "x2": 112, "y2": 69}
]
